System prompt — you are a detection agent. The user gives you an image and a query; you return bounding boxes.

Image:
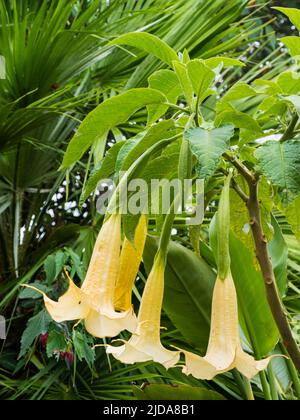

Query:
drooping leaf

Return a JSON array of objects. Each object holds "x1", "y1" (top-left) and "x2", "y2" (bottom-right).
[
  {"x1": 133, "y1": 384, "x2": 226, "y2": 400},
  {"x1": 185, "y1": 125, "x2": 234, "y2": 179},
  {"x1": 61, "y1": 89, "x2": 167, "y2": 168},
  {"x1": 255, "y1": 140, "x2": 300, "y2": 200},
  {"x1": 144, "y1": 236, "x2": 216, "y2": 354},
  {"x1": 109, "y1": 32, "x2": 179, "y2": 67}
]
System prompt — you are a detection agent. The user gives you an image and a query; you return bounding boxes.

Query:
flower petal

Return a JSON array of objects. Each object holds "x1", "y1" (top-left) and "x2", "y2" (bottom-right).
[
  {"x1": 205, "y1": 274, "x2": 239, "y2": 370},
  {"x1": 84, "y1": 308, "x2": 137, "y2": 338},
  {"x1": 82, "y1": 214, "x2": 121, "y2": 311},
  {"x1": 22, "y1": 281, "x2": 90, "y2": 323},
  {"x1": 180, "y1": 350, "x2": 219, "y2": 380},
  {"x1": 234, "y1": 347, "x2": 272, "y2": 379},
  {"x1": 107, "y1": 337, "x2": 179, "y2": 368},
  {"x1": 115, "y1": 215, "x2": 147, "y2": 312}
]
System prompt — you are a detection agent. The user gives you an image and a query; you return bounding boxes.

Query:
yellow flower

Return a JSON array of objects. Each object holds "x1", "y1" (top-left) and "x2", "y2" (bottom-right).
[
  {"x1": 179, "y1": 273, "x2": 271, "y2": 380},
  {"x1": 114, "y1": 215, "x2": 147, "y2": 312},
  {"x1": 23, "y1": 214, "x2": 137, "y2": 338},
  {"x1": 107, "y1": 252, "x2": 180, "y2": 369}
]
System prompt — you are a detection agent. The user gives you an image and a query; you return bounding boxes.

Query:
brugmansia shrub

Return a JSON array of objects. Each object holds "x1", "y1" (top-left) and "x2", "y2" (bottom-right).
[{"x1": 2, "y1": 3, "x2": 300, "y2": 400}]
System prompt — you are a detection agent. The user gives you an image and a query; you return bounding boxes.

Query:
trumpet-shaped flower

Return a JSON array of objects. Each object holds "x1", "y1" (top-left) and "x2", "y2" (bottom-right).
[
  {"x1": 114, "y1": 215, "x2": 147, "y2": 312},
  {"x1": 107, "y1": 252, "x2": 180, "y2": 369},
  {"x1": 23, "y1": 214, "x2": 137, "y2": 338},
  {"x1": 179, "y1": 273, "x2": 271, "y2": 380}
]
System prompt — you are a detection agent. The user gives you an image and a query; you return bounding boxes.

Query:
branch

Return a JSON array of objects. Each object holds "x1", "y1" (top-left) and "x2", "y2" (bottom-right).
[
  {"x1": 280, "y1": 114, "x2": 299, "y2": 143},
  {"x1": 224, "y1": 153, "x2": 300, "y2": 373},
  {"x1": 247, "y1": 182, "x2": 300, "y2": 372}
]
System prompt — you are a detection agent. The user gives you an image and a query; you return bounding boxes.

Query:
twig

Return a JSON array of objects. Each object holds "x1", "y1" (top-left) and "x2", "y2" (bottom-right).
[{"x1": 280, "y1": 114, "x2": 299, "y2": 142}]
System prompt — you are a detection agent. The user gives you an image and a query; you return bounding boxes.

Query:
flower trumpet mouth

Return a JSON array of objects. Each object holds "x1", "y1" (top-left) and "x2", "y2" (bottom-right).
[
  {"x1": 179, "y1": 273, "x2": 273, "y2": 380},
  {"x1": 22, "y1": 214, "x2": 137, "y2": 338},
  {"x1": 107, "y1": 252, "x2": 180, "y2": 369}
]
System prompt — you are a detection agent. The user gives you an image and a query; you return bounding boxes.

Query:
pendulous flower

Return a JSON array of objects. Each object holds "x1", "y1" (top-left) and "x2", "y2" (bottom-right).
[
  {"x1": 177, "y1": 174, "x2": 272, "y2": 380},
  {"x1": 179, "y1": 272, "x2": 271, "y2": 380},
  {"x1": 107, "y1": 251, "x2": 180, "y2": 369},
  {"x1": 23, "y1": 214, "x2": 137, "y2": 338}
]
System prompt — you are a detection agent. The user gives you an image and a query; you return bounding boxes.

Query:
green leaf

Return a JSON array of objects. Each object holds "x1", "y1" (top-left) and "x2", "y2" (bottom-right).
[
  {"x1": 277, "y1": 72, "x2": 300, "y2": 95},
  {"x1": 72, "y1": 330, "x2": 95, "y2": 367},
  {"x1": 109, "y1": 32, "x2": 179, "y2": 67},
  {"x1": 205, "y1": 57, "x2": 245, "y2": 69},
  {"x1": 185, "y1": 125, "x2": 234, "y2": 179},
  {"x1": 147, "y1": 70, "x2": 181, "y2": 124},
  {"x1": 173, "y1": 61, "x2": 194, "y2": 106},
  {"x1": 255, "y1": 140, "x2": 300, "y2": 199},
  {"x1": 274, "y1": 7, "x2": 300, "y2": 31},
  {"x1": 46, "y1": 330, "x2": 67, "y2": 358},
  {"x1": 217, "y1": 82, "x2": 258, "y2": 113},
  {"x1": 120, "y1": 120, "x2": 176, "y2": 172},
  {"x1": 61, "y1": 88, "x2": 167, "y2": 168},
  {"x1": 81, "y1": 140, "x2": 126, "y2": 204},
  {"x1": 285, "y1": 194, "x2": 300, "y2": 241},
  {"x1": 268, "y1": 216, "x2": 288, "y2": 296},
  {"x1": 133, "y1": 384, "x2": 226, "y2": 400},
  {"x1": 186, "y1": 59, "x2": 215, "y2": 102},
  {"x1": 280, "y1": 37, "x2": 300, "y2": 57},
  {"x1": 216, "y1": 109, "x2": 263, "y2": 133},
  {"x1": 19, "y1": 282, "x2": 49, "y2": 300},
  {"x1": 19, "y1": 310, "x2": 51, "y2": 358},
  {"x1": 44, "y1": 254, "x2": 56, "y2": 286},
  {"x1": 230, "y1": 234, "x2": 279, "y2": 357},
  {"x1": 284, "y1": 95, "x2": 300, "y2": 116},
  {"x1": 144, "y1": 236, "x2": 216, "y2": 353}
]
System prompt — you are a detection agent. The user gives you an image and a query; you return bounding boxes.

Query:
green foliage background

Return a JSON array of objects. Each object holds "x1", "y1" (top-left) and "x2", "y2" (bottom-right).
[{"x1": 0, "y1": 0, "x2": 299, "y2": 400}]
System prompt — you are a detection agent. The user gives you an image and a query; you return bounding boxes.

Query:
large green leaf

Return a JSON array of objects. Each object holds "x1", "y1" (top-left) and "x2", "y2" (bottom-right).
[
  {"x1": 133, "y1": 384, "x2": 226, "y2": 400},
  {"x1": 144, "y1": 236, "x2": 216, "y2": 354},
  {"x1": 229, "y1": 235, "x2": 279, "y2": 357},
  {"x1": 185, "y1": 125, "x2": 234, "y2": 179},
  {"x1": 61, "y1": 88, "x2": 167, "y2": 168},
  {"x1": 255, "y1": 140, "x2": 300, "y2": 199},
  {"x1": 109, "y1": 32, "x2": 179, "y2": 67}
]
